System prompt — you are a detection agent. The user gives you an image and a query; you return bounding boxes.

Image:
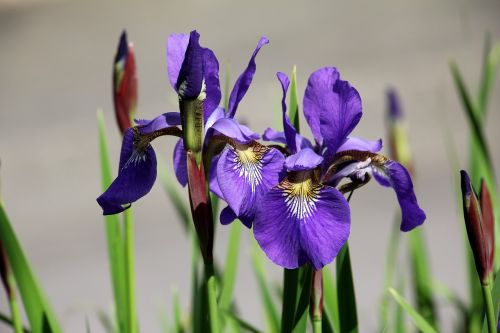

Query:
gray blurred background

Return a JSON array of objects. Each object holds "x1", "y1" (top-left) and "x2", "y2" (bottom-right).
[{"x1": 1, "y1": 0, "x2": 500, "y2": 332}]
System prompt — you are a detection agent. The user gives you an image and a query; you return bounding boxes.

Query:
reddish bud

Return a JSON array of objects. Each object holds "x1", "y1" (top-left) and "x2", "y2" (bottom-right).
[
  {"x1": 0, "y1": 242, "x2": 12, "y2": 298},
  {"x1": 460, "y1": 170, "x2": 495, "y2": 284},
  {"x1": 113, "y1": 31, "x2": 138, "y2": 134}
]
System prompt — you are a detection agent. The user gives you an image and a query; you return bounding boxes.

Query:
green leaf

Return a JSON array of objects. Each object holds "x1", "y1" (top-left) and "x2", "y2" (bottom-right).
[
  {"x1": 288, "y1": 65, "x2": 300, "y2": 132},
  {"x1": 97, "y1": 110, "x2": 126, "y2": 333},
  {"x1": 172, "y1": 288, "x2": 183, "y2": 333},
  {"x1": 0, "y1": 203, "x2": 62, "y2": 333},
  {"x1": 281, "y1": 268, "x2": 299, "y2": 333},
  {"x1": 389, "y1": 288, "x2": 437, "y2": 333},
  {"x1": 336, "y1": 243, "x2": 358, "y2": 333},
  {"x1": 292, "y1": 266, "x2": 312, "y2": 333},
  {"x1": 251, "y1": 242, "x2": 279, "y2": 333},
  {"x1": 322, "y1": 267, "x2": 339, "y2": 333},
  {"x1": 0, "y1": 311, "x2": 30, "y2": 333},
  {"x1": 482, "y1": 269, "x2": 500, "y2": 333},
  {"x1": 394, "y1": 278, "x2": 406, "y2": 333},
  {"x1": 220, "y1": 222, "x2": 242, "y2": 310},
  {"x1": 407, "y1": 229, "x2": 438, "y2": 329},
  {"x1": 221, "y1": 310, "x2": 264, "y2": 333}
]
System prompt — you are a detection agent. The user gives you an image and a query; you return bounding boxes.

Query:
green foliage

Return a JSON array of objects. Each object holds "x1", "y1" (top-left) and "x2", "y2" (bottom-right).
[
  {"x1": 336, "y1": 243, "x2": 358, "y2": 333},
  {"x1": 389, "y1": 288, "x2": 437, "y2": 333}
]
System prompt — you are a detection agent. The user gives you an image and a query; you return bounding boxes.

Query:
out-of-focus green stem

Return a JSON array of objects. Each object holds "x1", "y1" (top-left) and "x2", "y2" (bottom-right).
[
  {"x1": 205, "y1": 262, "x2": 220, "y2": 333},
  {"x1": 124, "y1": 209, "x2": 137, "y2": 333},
  {"x1": 8, "y1": 292, "x2": 23, "y2": 333},
  {"x1": 481, "y1": 283, "x2": 496, "y2": 333},
  {"x1": 312, "y1": 319, "x2": 321, "y2": 333}
]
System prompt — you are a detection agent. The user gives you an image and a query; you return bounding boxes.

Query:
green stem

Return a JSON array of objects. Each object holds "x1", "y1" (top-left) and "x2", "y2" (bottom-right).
[
  {"x1": 312, "y1": 319, "x2": 322, "y2": 333},
  {"x1": 481, "y1": 283, "x2": 496, "y2": 333},
  {"x1": 281, "y1": 268, "x2": 299, "y2": 333},
  {"x1": 8, "y1": 293, "x2": 23, "y2": 333},
  {"x1": 124, "y1": 209, "x2": 137, "y2": 333},
  {"x1": 205, "y1": 263, "x2": 220, "y2": 333}
]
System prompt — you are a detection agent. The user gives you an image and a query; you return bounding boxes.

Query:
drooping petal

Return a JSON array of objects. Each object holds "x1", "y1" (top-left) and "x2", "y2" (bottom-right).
[
  {"x1": 167, "y1": 33, "x2": 189, "y2": 91},
  {"x1": 374, "y1": 161, "x2": 426, "y2": 231},
  {"x1": 227, "y1": 36, "x2": 269, "y2": 118},
  {"x1": 176, "y1": 31, "x2": 204, "y2": 99},
  {"x1": 263, "y1": 128, "x2": 287, "y2": 145},
  {"x1": 277, "y1": 72, "x2": 298, "y2": 153},
  {"x1": 210, "y1": 117, "x2": 260, "y2": 144},
  {"x1": 220, "y1": 205, "x2": 238, "y2": 225},
  {"x1": 285, "y1": 148, "x2": 323, "y2": 171},
  {"x1": 337, "y1": 137, "x2": 382, "y2": 154},
  {"x1": 135, "y1": 112, "x2": 181, "y2": 135},
  {"x1": 97, "y1": 129, "x2": 157, "y2": 215},
  {"x1": 173, "y1": 139, "x2": 188, "y2": 187},
  {"x1": 253, "y1": 173, "x2": 350, "y2": 270},
  {"x1": 304, "y1": 67, "x2": 362, "y2": 157},
  {"x1": 217, "y1": 142, "x2": 285, "y2": 226},
  {"x1": 203, "y1": 48, "x2": 221, "y2": 122}
]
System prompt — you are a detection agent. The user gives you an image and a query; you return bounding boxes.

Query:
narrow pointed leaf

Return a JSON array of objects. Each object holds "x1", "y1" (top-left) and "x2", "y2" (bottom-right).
[
  {"x1": 322, "y1": 267, "x2": 339, "y2": 333},
  {"x1": 336, "y1": 243, "x2": 358, "y2": 333},
  {"x1": 388, "y1": 288, "x2": 437, "y2": 333},
  {"x1": 289, "y1": 66, "x2": 300, "y2": 131},
  {"x1": 221, "y1": 310, "x2": 264, "y2": 333},
  {"x1": 220, "y1": 222, "x2": 242, "y2": 310}
]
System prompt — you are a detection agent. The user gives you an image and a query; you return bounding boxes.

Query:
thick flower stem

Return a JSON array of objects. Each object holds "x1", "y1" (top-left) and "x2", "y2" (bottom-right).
[
  {"x1": 205, "y1": 262, "x2": 220, "y2": 333},
  {"x1": 124, "y1": 209, "x2": 137, "y2": 333},
  {"x1": 481, "y1": 283, "x2": 496, "y2": 333},
  {"x1": 310, "y1": 269, "x2": 323, "y2": 333}
]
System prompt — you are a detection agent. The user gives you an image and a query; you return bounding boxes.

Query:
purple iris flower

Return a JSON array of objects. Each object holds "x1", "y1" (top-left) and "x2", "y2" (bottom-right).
[
  {"x1": 254, "y1": 68, "x2": 426, "y2": 270},
  {"x1": 97, "y1": 30, "x2": 272, "y2": 216}
]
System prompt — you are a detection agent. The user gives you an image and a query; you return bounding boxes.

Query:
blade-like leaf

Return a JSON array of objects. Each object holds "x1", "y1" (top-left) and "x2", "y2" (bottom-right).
[
  {"x1": 288, "y1": 65, "x2": 300, "y2": 131},
  {"x1": 0, "y1": 203, "x2": 62, "y2": 333},
  {"x1": 0, "y1": 312, "x2": 30, "y2": 333},
  {"x1": 220, "y1": 222, "x2": 242, "y2": 310},
  {"x1": 221, "y1": 310, "x2": 264, "y2": 333},
  {"x1": 322, "y1": 267, "x2": 339, "y2": 333},
  {"x1": 336, "y1": 243, "x2": 358, "y2": 333},
  {"x1": 281, "y1": 268, "x2": 299, "y2": 333},
  {"x1": 389, "y1": 288, "x2": 437, "y2": 333},
  {"x1": 292, "y1": 266, "x2": 312, "y2": 333},
  {"x1": 97, "y1": 110, "x2": 126, "y2": 332},
  {"x1": 251, "y1": 242, "x2": 279, "y2": 333}
]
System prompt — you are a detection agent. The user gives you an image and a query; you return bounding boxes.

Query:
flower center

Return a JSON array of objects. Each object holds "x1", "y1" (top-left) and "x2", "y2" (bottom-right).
[
  {"x1": 231, "y1": 142, "x2": 269, "y2": 193},
  {"x1": 279, "y1": 171, "x2": 323, "y2": 221}
]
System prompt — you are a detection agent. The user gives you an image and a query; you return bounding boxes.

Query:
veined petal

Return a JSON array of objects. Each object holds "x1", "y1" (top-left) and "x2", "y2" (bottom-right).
[
  {"x1": 210, "y1": 117, "x2": 260, "y2": 144},
  {"x1": 97, "y1": 128, "x2": 157, "y2": 215},
  {"x1": 277, "y1": 72, "x2": 298, "y2": 153},
  {"x1": 203, "y1": 48, "x2": 221, "y2": 121},
  {"x1": 217, "y1": 142, "x2": 285, "y2": 226},
  {"x1": 176, "y1": 30, "x2": 204, "y2": 99},
  {"x1": 375, "y1": 161, "x2": 426, "y2": 231},
  {"x1": 209, "y1": 154, "x2": 224, "y2": 199},
  {"x1": 173, "y1": 139, "x2": 187, "y2": 187},
  {"x1": 253, "y1": 172, "x2": 350, "y2": 270},
  {"x1": 167, "y1": 33, "x2": 189, "y2": 91},
  {"x1": 304, "y1": 67, "x2": 362, "y2": 156},
  {"x1": 263, "y1": 128, "x2": 314, "y2": 151},
  {"x1": 135, "y1": 112, "x2": 181, "y2": 135},
  {"x1": 285, "y1": 148, "x2": 323, "y2": 171},
  {"x1": 227, "y1": 36, "x2": 269, "y2": 118},
  {"x1": 337, "y1": 137, "x2": 382, "y2": 153},
  {"x1": 204, "y1": 107, "x2": 225, "y2": 135}
]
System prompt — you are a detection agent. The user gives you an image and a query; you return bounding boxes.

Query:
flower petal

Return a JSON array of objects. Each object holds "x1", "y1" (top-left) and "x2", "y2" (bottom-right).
[
  {"x1": 135, "y1": 112, "x2": 181, "y2": 135},
  {"x1": 217, "y1": 142, "x2": 285, "y2": 226},
  {"x1": 176, "y1": 31, "x2": 204, "y2": 99},
  {"x1": 227, "y1": 36, "x2": 269, "y2": 118},
  {"x1": 203, "y1": 48, "x2": 221, "y2": 122},
  {"x1": 337, "y1": 137, "x2": 382, "y2": 153},
  {"x1": 254, "y1": 175, "x2": 350, "y2": 270},
  {"x1": 304, "y1": 67, "x2": 362, "y2": 157},
  {"x1": 167, "y1": 33, "x2": 189, "y2": 91},
  {"x1": 220, "y1": 205, "x2": 238, "y2": 225},
  {"x1": 210, "y1": 117, "x2": 260, "y2": 144},
  {"x1": 97, "y1": 129, "x2": 157, "y2": 215},
  {"x1": 173, "y1": 139, "x2": 187, "y2": 187},
  {"x1": 376, "y1": 161, "x2": 426, "y2": 231},
  {"x1": 277, "y1": 72, "x2": 298, "y2": 153},
  {"x1": 285, "y1": 148, "x2": 323, "y2": 171},
  {"x1": 263, "y1": 128, "x2": 287, "y2": 145}
]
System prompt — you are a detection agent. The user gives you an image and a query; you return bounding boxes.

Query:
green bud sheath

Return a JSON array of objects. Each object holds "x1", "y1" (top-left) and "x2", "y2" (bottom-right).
[{"x1": 180, "y1": 98, "x2": 204, "y2": 154}]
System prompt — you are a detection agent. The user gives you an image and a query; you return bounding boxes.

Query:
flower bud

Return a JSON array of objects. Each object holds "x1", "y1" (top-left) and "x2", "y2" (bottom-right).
[
  {"x1": 460, "y1": 170, "x2": 495, "y2": 284},
  {"x1": 0, "y1": 242, "x2": 11, "y2": 298},
  {"x1": 113, "y1": 31, "x2": 137, "y2": 134},
  {"x1": 386, "y1": 89, "x2": 413, "y2": 174}
]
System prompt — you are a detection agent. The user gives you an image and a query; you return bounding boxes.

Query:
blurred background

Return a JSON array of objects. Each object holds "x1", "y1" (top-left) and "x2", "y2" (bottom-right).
[{"x1": 1, "y1": 0, "x2": 500, "y2": 332}]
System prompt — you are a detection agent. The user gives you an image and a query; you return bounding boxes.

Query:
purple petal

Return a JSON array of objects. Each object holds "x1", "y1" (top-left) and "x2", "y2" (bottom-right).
[
  {"x1": 135, "y1": 112, "x2": 181, "y2": 135},
  {"x1": 203, "y1": 48, "x2": 221, "y2": 121},
  {"x1": 387, "y1": 88, "x2": 403, "y2": 121},
  {"x1": 337, "y1": 137, "x2": 382, "y2": 153},
  {"x1": 173, "y1": 139, "x2": 187, "y2": 187},
  {"x1": 204, "y1": 107, "x2": 225, "y2": 134},
  {"x1": 285, "y1": 148, "x2": 323, "y2": 171},
  {"x1": 167, "y1": 33, "x2": 189, "y2": 91},
  {"x1": 254, "y1": 180, "x2": 350, "y2": 270},
  {"x1": 263, "y1": 128, "x2": 287, "y2": 145},
  {"x1": 209, "y1": 154, "x2": 224, "y2": 199},
  {"x1": 304, "y1": 67, "x2": 362, "y2": 156},
  {"x1": 277, "y1": 72, "x2": 298, "y2": 153},
  {"x1": 210, "y1": 117, "x2": 260, "y2": 144},
  {"x1": 227, "y1": 36, "x2": 269, "y2": 118},
  {"x1": 377, "y1": 161, "x2": 426, "y2": 231},
  {"x1": 217, "y1": 143, "x2": 285, "y2": 226},
  {"x1": 97, "y1": 129, "x2": 157, "y2": 215},
  {"x1": 220, "y1": 206, "x2": 238, "y2": 225},
  {"x1": 176, "y1": 31, "x2": 204, "y2": 99}
]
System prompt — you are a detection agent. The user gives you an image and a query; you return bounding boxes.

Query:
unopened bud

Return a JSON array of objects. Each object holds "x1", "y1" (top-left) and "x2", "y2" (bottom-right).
[
  {"x1": 460, "y1": 170, "x2": 495, "y2": 284},
  {"x1": 113, "y1": 30, "x2": 137, "y2": 134}
]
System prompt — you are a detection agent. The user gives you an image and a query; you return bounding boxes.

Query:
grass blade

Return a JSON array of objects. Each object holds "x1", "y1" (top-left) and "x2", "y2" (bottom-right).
[
  {"x1": 336, "y1": 243, "x2": 358, "y2": 333},
  {"x1": 281, "y1": 268, "x2": 299, "y2": 333},
  {"x1": 388, "y1": 288, "x2": 437, "y2": 333},
  {"x1": 0, "y1": 312, "x2": 30, "y2": 333},
  {"x1": 292, "y1": 266, "x2": 312, "y2": 333},
  {"x1": 221, "y1": 310, "x2": 264, "y2": 333},
  {"x1": 123, "y1": 209, "x2": 137, "y2": 333},
  {"x1": 288, "y1": 65, "x2": 300, "y2": 132},
  {"x1": 219, "y1": 222, "x2": 242, "y2": 310},
  {"x1": 0, "y1": 203, "x2": 62, "y2": 333},
  {"x1": 97, "y1": 110, "x2": 126, "y2": 332},
  {"x1": 251, "y1": 242, "x2": 279, "y2": 333},
  {"x1": 322, "y1": 267, "x2": 339, "y2": 333}
]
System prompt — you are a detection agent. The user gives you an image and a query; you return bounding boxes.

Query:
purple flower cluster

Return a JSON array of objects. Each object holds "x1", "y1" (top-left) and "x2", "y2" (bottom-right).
[{"x1": 98, "y1": 30, "x2": 426, "y2": 270}]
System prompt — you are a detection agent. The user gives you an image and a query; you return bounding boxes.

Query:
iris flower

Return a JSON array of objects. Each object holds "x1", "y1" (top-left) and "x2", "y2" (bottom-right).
[
  {"x1": 97, "y1": 30, "x2": 270, "y2": 215},
  {"x1": 252, "y1": 68, "x2": 426, "y2": 270}
]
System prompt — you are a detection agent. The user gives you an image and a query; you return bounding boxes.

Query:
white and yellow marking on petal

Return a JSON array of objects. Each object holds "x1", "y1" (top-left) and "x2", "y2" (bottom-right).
[
  {"x1": 230, "y1": 141, "x2": 269, "y2": 193},
  {"x1": 278, "y1": 171, "x2": 322, "y2": 221}
]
